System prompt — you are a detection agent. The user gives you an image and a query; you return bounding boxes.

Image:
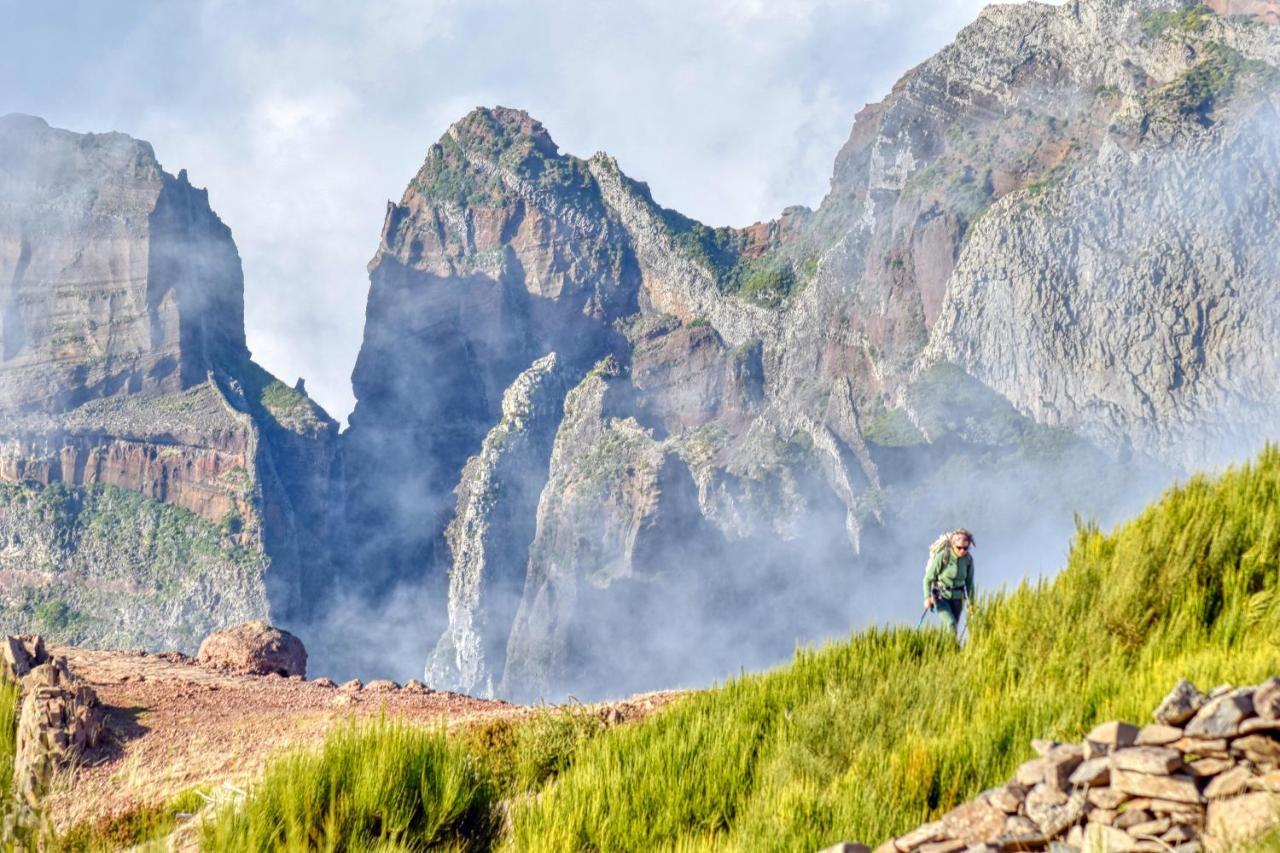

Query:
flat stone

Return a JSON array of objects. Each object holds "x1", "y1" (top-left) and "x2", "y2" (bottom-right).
[
  {"x1": 311, "y1": 677, "x2": 336, "y2": 688},
  {"x1": 1045, "y1": 745, "x2": 1085, "y2": 790},
  {"x1": 821, "y1": 845, "x2": 871, "y2": 853},
  {"x1": 1027, "y1": 783, "x2": 1069, "y2": 810},
  {"x1": 1159, "y1": 824, "x2": 1196, "y2": 844},
  {"x1": 1114, "y1": 810, "x2": 1153, "y2": 831},
  {"x1": 1031, "y1": 739, "x2": 1060, "y2": 758},
  {"x1": 1185, "y1": 690, "x2": 1254, "y2": 739},
  {"x1": 943, "y1": 799, "x2": 1008, "y2": 844},
  {"x1": 1170, "y1": 738, "x2": 1228, "y2": 758},
  {"x1": 1155, "y1": 681, "x2": 1206, "y2": 727},
  {"x1": 1111, "y1": 770, "x2": 1203, "y2": 804},
  {"x1": 1110, "y1": 747, "x2": 1183, "y2": 775},
  {"x1": 1124, "y1": 817, "x2": 1171, "y2": 839},
  {"x1": 1027, "y1": 789, "x2": 1086, "y2": 837},
  {"x1": 1082, "y1": 741, "x2": 1109, "y2": 762},
  {"x1": 1088, "y1": 722, "x2": 1139, "y2": 748},
  {"x1": 1016, "y1": 758, "x2": 1048, "y2": 787},
  {"x1": 1136, "y1": 725, "x2": 1183, "y2": 746},
  {"x1": 1001, "y1": 815, "x2": 1039, "y2": 836},
  {"x1": 1231, "y1": 733, "x2": 1280, "y2": 764},
  {"x1": 364, "y1": 679, "x2": 400, "y2": 692},
  {"x1": 918, "y1": 841, "x2": 966, "y2": 853},
  {"x1": 1069, "y1": 757, "x2": 1111, "y2": 788},
  {"x1": 1082, "y1": 823, "x2": 1138, "y2": 853},
  {"x1": 1204, "y1": 765, "x2": 1252, "y2": 799},
  {"x1": 1253, "y1": 677, "x2": 1280, "y2": 721},
  {"x1": 1047, "y1": 844, "x2": 1077, "y2": 853},
  {"x1": 1238, "y1": 717, "x2": 1280, "y2": 735},
  {"x1": 1087, "y1": 807, "x2": 1118, "y2": 825},
  {"x1": 1169, "y1": 844, "x2": 1202, "y2": 853},
  {"x1": 895, "y1": 820, "x2": 947, "y2": 851},
  {"x1": 1132, "y1": 797, "x2": 1206, "y2": 821},
  {"x1": 987, "y1": 785, "x2": 1026, "y2": 814},
  {"x1": 1088, "y1": 788, "x2": 1129, "y2": 810},
  {"x1": 339, "y1": 678, "x2": 363, "y2": 692},
  {"x1": 1185, "y1": 757, "x2": 1233, "y2": 778},
  {"x1": 994, "y1": 833, "x2": 1048, "y2": 852},
  {"x1": 1066, "y1": 826, "x2": 1084, "y2": 848},
  {"x1": 1204, "y1": 792, "x2": 1280, "y2": 848},
  {"x1": 1247, "y1": 770, "x2": 1280, "y2": 793}
]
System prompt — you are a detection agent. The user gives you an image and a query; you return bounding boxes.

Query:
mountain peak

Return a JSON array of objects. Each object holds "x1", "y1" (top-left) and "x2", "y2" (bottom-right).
[{"x1": 444, "y1": 105, "x2": 560, "y2": 162}]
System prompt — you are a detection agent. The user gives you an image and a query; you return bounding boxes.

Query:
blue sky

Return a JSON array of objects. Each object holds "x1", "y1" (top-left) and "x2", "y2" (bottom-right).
[{"x1": 3, "y1": 0, "x2": 994, "y2": 421}]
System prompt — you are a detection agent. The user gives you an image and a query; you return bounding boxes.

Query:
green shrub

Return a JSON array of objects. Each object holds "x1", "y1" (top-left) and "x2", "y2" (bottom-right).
[
  {"x1": 1143, "y1": 3, "x2": 1213, "y2": 39},
  {"x1": 203, "y1": 719, "x2": 498, "y2": 851}
]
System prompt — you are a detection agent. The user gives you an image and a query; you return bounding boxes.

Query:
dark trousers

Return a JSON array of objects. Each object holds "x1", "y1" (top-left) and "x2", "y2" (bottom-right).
[{"x1": 936, "y1": 596, "x2": 964, "y2": 633}]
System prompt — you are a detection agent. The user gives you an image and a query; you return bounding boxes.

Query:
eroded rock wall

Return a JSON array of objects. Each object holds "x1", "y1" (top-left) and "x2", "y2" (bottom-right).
[{"x1": 0, "y1": 115, "x2": 341, "y2": 651}]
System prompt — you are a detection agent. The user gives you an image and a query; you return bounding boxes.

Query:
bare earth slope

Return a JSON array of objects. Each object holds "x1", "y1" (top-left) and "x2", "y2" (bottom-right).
[{"x1": 40, "y1": 644, "x2": 680, "y2": 831}]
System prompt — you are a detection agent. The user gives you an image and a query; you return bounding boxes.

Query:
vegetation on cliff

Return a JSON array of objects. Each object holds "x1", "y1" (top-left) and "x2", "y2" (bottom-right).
[{"x1": 0, "y1": 481, "x2": 266, "y2": 650}]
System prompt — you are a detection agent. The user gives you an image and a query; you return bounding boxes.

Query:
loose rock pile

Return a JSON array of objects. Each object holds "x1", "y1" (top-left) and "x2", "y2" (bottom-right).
[
  {"x1": 834, "y1": 677, "x2": 1280, "y2": 853},
  {"x1": 2, "y1": 635, "x2": 105, "y2": 806}
]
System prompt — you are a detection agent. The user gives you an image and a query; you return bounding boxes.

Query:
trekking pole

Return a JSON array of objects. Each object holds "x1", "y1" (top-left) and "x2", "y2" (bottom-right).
[{"x1": 916, "y1": 595, "x2": 936, "y2": 627}]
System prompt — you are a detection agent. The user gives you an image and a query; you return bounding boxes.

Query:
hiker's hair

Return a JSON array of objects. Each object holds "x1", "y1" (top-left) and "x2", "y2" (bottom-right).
[{"x1": 951, "y1": 528, "x2": 975, "y2": 546}]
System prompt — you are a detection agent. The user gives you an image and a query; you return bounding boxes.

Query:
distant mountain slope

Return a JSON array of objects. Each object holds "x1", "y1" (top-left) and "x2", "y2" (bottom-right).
[{"x1": 0, "y1": 115, "x2": 341, "y2": 649}]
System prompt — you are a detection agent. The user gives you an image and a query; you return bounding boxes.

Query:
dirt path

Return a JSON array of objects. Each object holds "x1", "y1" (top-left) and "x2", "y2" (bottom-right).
[{"x1": 43, "y1": 646, "x2": 682, "y2": 831}]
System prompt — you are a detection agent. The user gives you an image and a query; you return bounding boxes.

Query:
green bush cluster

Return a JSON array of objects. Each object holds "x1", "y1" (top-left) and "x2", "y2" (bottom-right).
[
  {"x1": 1143, "y1": 3, "x2": 1214, "y2": 39},
  {"x1": 1162, "y1": 43, "x2": 1280, "y2": 118}
]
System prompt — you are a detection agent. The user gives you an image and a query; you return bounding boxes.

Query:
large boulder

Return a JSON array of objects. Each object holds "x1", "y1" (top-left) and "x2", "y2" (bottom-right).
[{"x1": 197, "y1": 621, "x2": 306, "y2": 677}]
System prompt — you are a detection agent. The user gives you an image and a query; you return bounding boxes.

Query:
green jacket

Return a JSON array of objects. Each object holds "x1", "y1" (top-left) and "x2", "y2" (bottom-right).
[{"x1": 924, "y1": 548, "x2": 975, "y2": 601}]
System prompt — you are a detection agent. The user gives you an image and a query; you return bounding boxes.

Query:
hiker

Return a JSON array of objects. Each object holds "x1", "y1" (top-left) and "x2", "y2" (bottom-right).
[{"x1": 922, "y1": 528, "x2": 975, "y2": 634}]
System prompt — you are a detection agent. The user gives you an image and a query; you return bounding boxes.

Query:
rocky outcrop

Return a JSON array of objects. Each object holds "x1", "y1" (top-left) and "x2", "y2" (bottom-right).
[
  {"x1": 839, "y1": 676, "x2": 1280, "y2": 853},
  {"x1": 197, "y1": 620, "x2": 307, "y2": 677},
  {"x1": 0, "y1": 114, "x2": 245, "y2": 412},
  {"x1": 6, "y1": 640, "x2": 105, "y2": 808},
  {"x1": 0, "y1": 116, "x2": 341, "y2": 654},
  {"x1": 501, "y1": 358, "x2": 711, "y2": 700},
  {"x1": 342, "y1": 108, "x2": 640, "y2": 622},
  {"x1": 425, "y1": 353, "x2": 570, "y2": 696}
]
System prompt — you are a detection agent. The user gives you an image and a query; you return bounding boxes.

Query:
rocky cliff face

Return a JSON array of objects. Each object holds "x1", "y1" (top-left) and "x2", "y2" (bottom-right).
[
  {"x1": 0, "y1": 115, "x2": 341, "y2": 651},
  {"x1": 329, "y1": 0, "x2": 1280, "y2": 700}
]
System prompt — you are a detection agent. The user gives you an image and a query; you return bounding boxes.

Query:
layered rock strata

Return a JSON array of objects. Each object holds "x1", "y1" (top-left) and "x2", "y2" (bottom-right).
[{"x1": 0, "y1": 115, "x2": 341, "y2": 651}]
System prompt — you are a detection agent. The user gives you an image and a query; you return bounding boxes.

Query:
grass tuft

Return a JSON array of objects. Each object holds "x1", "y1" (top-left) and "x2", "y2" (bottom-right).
[{"x1": 202, "y1": 718, "x2": 498, "y2": 851}]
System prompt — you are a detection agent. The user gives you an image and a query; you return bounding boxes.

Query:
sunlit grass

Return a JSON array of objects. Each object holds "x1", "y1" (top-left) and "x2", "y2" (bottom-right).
[
  {"x1": 202, "y1": 719, "x2": 499, "y2": 852},
  {"x1": 508, "y1": 446, "x2": 1280, "y2": 851}
]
